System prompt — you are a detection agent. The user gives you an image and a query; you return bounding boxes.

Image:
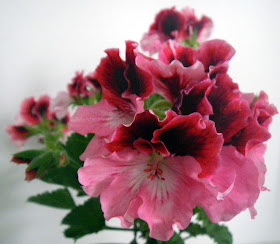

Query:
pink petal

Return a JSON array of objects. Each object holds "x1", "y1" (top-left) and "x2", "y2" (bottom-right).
[
  {"x1": 149, "y1": 59, "x2": 206, "y2": 104},
  {"x1": 107, "y1": 110, "x2": 168, "y2": 155},
  {"x1": 159, "y1": 41, "x2": 196, "y2": 67},
  {"x1": 69, "y1": 100, "x2": 136, "y2": 137},
  {"x1": 50, "y1": 91, "x2": 72, "y2": 120},
  {"x1": 202, "y1": 146, "x2": 261, "y2": 222},
  {"x1": 20, "y1": 97, "x2": 40, "y2": 125},
  {"x1": 80, "y1": 135, "x2": 110, "y2": 161},
  {"x1": 196, "y1": 40, "x2": 235, "y2": 75},
  {"x1": 6, "y1": 125, "x2": 29, "y2": 147}
]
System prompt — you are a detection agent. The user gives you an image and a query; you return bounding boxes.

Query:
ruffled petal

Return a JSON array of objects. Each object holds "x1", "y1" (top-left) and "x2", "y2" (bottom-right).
[
  {"x1": 202, "y1": 146, "x2": 261, "y2": 222},
  {"x1": 152, "y1": 113, "x2": 223, "y2": 177},
  {"x1": 149, "y1": 59, "x2": 206, "y2": 104},
  {"x1": 251, "y1": 91, "x2": 278, "y2": 128},
  {"x1": 196, "y1": 40, "x2": 235, "y2": 76},
  {"x1": 124, "y1": 41, "x2": 154, "y2": 99},
  {"x1": 210, "y1": 98, "x2": 251, "y2": 143},
  {"x1": 159, "y1": 41, "x2": 196, "y2": 67},
  {"x1": 107, "y1": 110, "x2": 170, "y2": 155}
]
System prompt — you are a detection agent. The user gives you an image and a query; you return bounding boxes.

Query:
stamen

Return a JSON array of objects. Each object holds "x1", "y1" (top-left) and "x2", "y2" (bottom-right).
[{"x1": 144, "y1": 162, "x2": 165, "y2": 181}]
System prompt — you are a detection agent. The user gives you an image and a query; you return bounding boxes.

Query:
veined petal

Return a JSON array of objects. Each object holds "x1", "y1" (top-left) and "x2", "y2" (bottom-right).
[{"x1": 69, "y1": 100, "x2": 136, "y2": 137}]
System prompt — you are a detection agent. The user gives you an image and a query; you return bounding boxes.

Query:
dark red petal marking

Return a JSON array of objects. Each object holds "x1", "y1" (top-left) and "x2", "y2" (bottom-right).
[
  {"x1": 107, "y1": 110, "x2": 167, "y2": 155},
  {"x1": 20, "y1": 97, "x2": 39, "y2": 125},
  {"x1": 96, "y1": 48, "x2": 127, "y2": 102},
  {"x1": 159, "y1": 41, "x2": 196, "y2": 67},
  {"x1": 152, "y1": 113, "x2": 223, "y2": 177},
  {"x1": 151, "y1": 7, "x2": 185, "y2": 38},
  {"x1": 124, "y1": 41, "x2": 154, "y2": 99}
]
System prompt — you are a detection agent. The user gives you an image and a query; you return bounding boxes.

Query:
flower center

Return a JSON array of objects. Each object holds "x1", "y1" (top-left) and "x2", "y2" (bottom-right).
[{"x1": 144, "y1": 163, "x2": 165, "y2": 181}]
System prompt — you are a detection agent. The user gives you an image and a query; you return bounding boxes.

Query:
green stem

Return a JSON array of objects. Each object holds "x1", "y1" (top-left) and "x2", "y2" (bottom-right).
[
  {"x1": 105, "y1": 226, "x2": 137, "y2": 232},
  {"x1": 183, "y1": 236, "x2": 191, "y2": 240}
]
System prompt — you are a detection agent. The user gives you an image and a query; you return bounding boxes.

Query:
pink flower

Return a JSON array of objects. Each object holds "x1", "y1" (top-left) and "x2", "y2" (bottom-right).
[
  {"x1": 158, "y1": 39, "x2": 235, "y2": 78},
  {"x1": 181, "y1": 8, "x2": 213, "y2": 43},
  {"x1": 159, "y1": 41, "x2": 196, "y2": 67},
  {"x1": 68, "y1": 71, "x2": 101, "y2": 98},
  {"x1": 250, "y1": 91, "x2": 278, "y2": 129},
  {"x1": 69, "y1": 41, "x2": 154, "y2": 138},
  {"x1": 50, "y1": 91, "x2": 72, "y2": 120},
  {"x1": 6, "y1": 125, "x2": 30, "y2": 147},
  {"x1": 78, "y1": 111, "x2": 224, "y2": 241},
  {"x1": 228, "y1": 91, "x2": 278, "y2": 155},
  {"x1": 201, "y1": 144, "x2": 266, "y2": 222},
  {"x1": 207, "y1": 74, "x2": 252, "y2": 143},
  {"x1": 20, "y1": 95, "x2": 51, "y2": 125},
  {"x1": 147, "y1": 58, "x2": 206, "y2": 104},
  {"x1": 145, "y1": 56, "x2": 215, "y2": 117},
  {"x1": 141, "y1": 7, "x2": 213, "y2": 55}
]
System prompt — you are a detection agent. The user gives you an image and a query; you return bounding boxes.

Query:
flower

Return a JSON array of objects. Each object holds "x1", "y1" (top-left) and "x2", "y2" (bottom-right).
[
  {"x1": 6, "y1": 125, "x2": 30, "y2": 147},
  {"x1": 69, "y1": 41, "x2": 154, "y2": 138},
  {"x1": 50, "y1": 91, "x2": 72, "y2": 120},
  {"x1": 79, "y1": 111, "x2": 224, "y2": 241},
  {"x1": 20, "y1": 96, "x2": 51, "y2": 125},
  {"x1": 141, "y1": 7, "x2": 213, "y2": 55},
  {"x1": 68, "y1": 71, "x2": 101, "y2": 98}
]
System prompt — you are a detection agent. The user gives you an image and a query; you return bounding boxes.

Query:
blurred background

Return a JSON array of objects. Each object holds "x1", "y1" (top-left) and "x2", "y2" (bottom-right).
[{"x1": 0, "y1": 0, "x2": 279, "y2": 243}]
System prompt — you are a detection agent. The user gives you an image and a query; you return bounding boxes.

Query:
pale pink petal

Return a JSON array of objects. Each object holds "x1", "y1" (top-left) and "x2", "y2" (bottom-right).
[
  {"x1": 69, "y1": 100, "x2": 137, "y2": 137},
  {"x1": 80, "y1": 135, "x2": 110, "y2": 161},
  {"x1": 50, "y1": 91, "x2": 72, "y2": 120},
  {"x1": 202, "y1": 146, "x2": 261, "y2": 222}
]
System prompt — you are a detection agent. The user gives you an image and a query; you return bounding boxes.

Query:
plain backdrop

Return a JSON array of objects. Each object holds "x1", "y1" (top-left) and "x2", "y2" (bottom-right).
[{"x1": 0, "y1": 0, "x2": 279, "y2": 243}]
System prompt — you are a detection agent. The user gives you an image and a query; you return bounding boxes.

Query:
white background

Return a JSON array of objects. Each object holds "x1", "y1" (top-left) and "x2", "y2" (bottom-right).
[{"x1": 0, "y1": 0, "x2": 279, "y2": 243}]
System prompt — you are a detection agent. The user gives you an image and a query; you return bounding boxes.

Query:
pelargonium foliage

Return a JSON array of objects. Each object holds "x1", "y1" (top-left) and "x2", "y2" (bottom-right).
[{"x1": 7, "y1": 6, "x2": 277, "y2": 244}]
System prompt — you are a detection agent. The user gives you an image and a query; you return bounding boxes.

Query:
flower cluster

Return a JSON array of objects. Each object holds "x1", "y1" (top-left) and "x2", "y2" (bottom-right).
[
  {"x1": 7, "y1": 95, "x2": 69, "y2": 147},
  {"x1": 68, "y1": 7, "x2": 277, "y2": 241},
  {"x1": 6, "y1": 6, "x2": 277, "y2": 243},
  {"x1": 141, "y1": 7, "x2": 213, "y2": 54}
]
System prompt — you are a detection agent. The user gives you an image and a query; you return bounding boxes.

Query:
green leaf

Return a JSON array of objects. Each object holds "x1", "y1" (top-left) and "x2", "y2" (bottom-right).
[
  {"x1": 27, "y1": 151, "x2": 57, "y2": 177},
  {"x1": 27, "y1": 151, "x2": 52, "y2": 171},
  {"x1": 144, "y1": 94, "x2": 165, "y2": 110},
  {"x1": 144, "y1": 94, "x2": 172, "y2": 120},
  {"x1": 65, "y1": 133, "x2": 94, "y2": 166},
  {"x1": 13, "y1": 149, "x2": 45, "y2": 160},
  {"x1": 62, "y1": 198, "x2": 106, "y2": 241},
  {"x1": 207, "y1": 225, "x2": 232, "y2": 244},
  {"x1": 166, "y1": 232, "x2": 184, "y2": 244},
  {"x1": 28, "y1": 188, "x2": 75, "y2": 209},
  {"x1": 184, "y1": 223, "x2": 206, "y2": 237},
  {"x1": 190, "y1": 208, "x2": 233, "y2": 244},
  {"x1": 41, "y1": 166, "x2": 81, "y2": 190}
]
